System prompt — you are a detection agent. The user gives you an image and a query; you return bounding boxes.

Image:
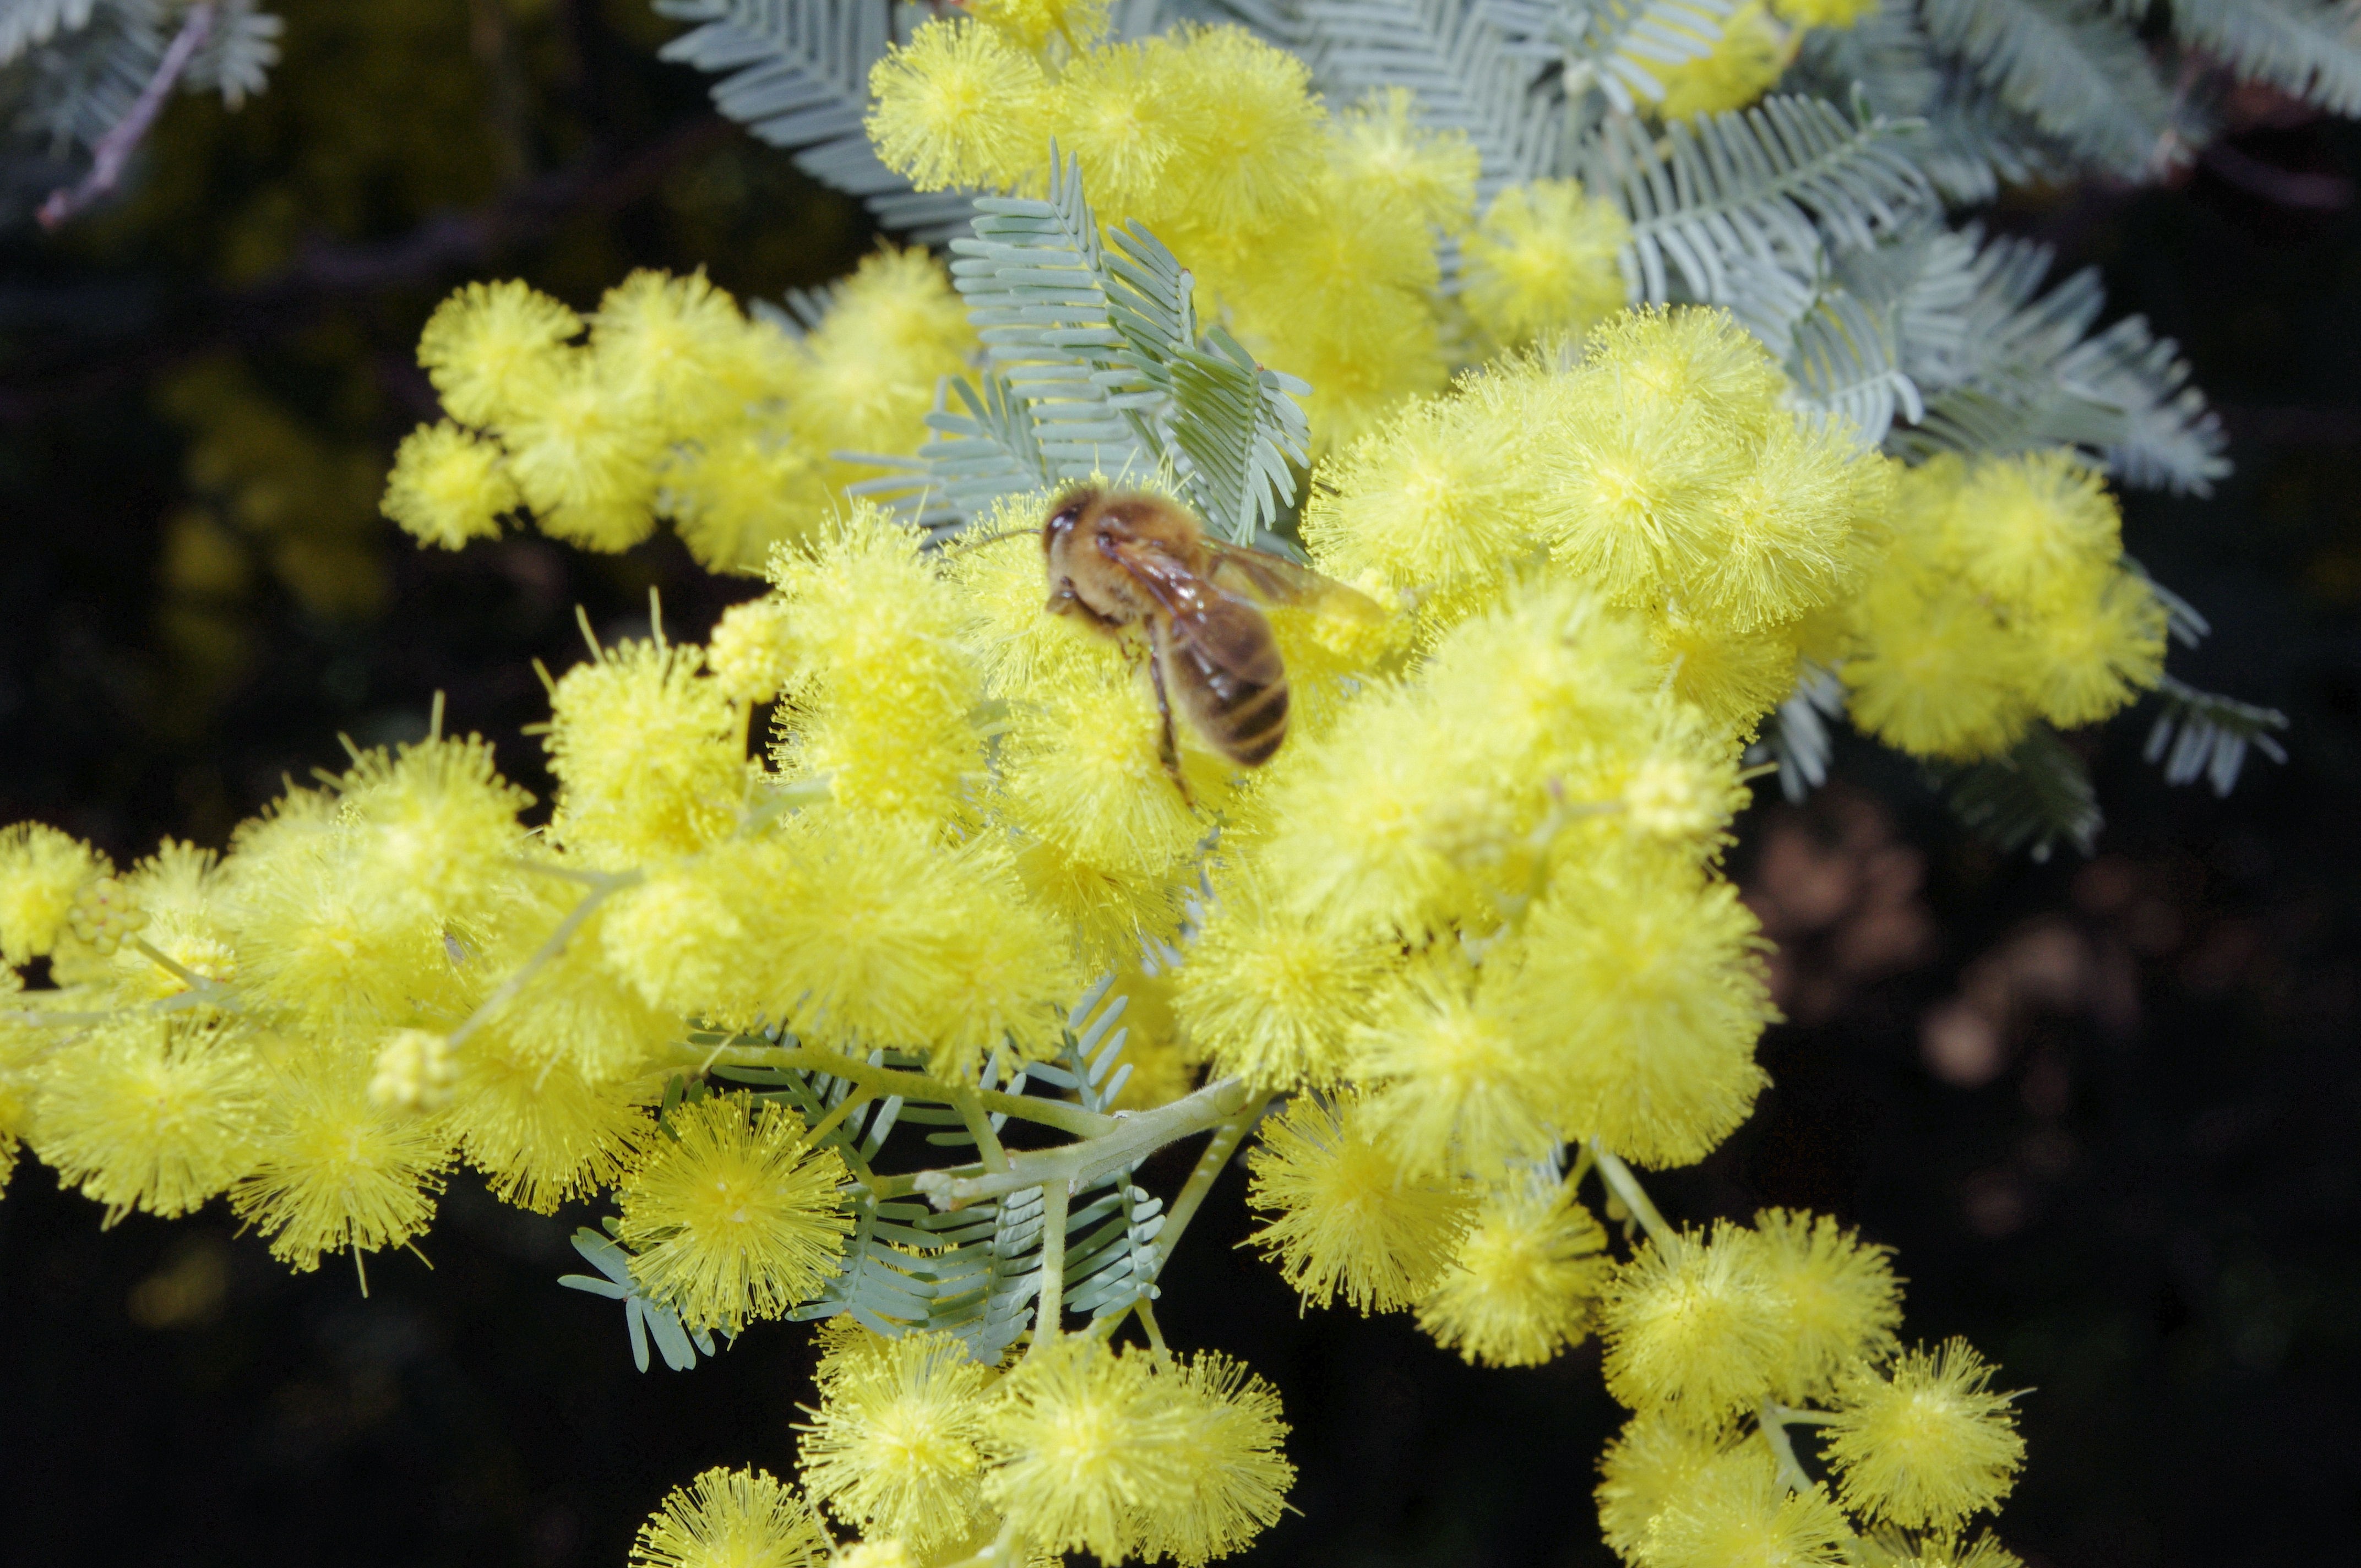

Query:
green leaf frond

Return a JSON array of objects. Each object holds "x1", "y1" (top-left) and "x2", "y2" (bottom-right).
[
  {"x1": 1933, "y1": 724, "x2": 2103, "y2": 862},
  {"x1": 1917, "y1": 0, "x2": 2182, "y2": 178},
  {"x1": 2171, "y1": 0, "x2": 2361, "y2": 118},
  {"x1": 654, "y1": 0, "x2": 977, "y2": 237},
  {"x1": 858, "y1": 153, "x2": 1312, "y2": 542},
  {"x1": 1882, "y1": 226, "x2": 2229, "y2": 494},
  {"x1": 1746, "y1": 662, "x2": 1849, "y2": 804},
  {"x1": 559, "y1": 1222, "x2": 724, "y2": 1373},
  {"x1": 2144, "y1": 674, "x2": 2290, "y2": 796},
  {"x1": 1488, "y1": 0, "x2": 1744, "y2": 115}
]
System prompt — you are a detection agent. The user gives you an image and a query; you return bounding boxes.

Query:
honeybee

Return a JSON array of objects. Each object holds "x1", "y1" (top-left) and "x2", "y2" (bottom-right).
[{"x1": 1042, "y1": 487, "x2": 1381, "y2": 799}]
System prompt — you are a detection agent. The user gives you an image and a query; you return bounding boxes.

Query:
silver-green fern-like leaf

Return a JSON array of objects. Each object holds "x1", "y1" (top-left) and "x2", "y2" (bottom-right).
[
  {"x1": 652, "y1": 0, "x2": 975, "y2": 236},
  {"x1": 2172, "y1": 0, "x2": 2361, "y2": 117},
  {"x1": 2144, "y1": 674, "x2": 2289, "y2": 795},
  {"x1": 1937, "y1": 725, "x2": 2103, "y2": 861},
  {"x1": 1786, "y1": 286, "x2": 1924, "y2": 445},
  {"x1": 1917, "y1": 0, "x2": 2179, "y2": 178}
]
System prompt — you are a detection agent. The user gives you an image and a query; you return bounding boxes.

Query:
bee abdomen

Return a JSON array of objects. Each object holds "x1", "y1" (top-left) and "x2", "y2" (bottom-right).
[{"x1": 1209, "y1": 678, "x2": 1290, "y2": 766}]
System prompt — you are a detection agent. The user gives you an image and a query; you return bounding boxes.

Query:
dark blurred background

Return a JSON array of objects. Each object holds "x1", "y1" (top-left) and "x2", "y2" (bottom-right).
[{"x1": 1, "y1": 6, "x2": 2356, "y2": 1565}]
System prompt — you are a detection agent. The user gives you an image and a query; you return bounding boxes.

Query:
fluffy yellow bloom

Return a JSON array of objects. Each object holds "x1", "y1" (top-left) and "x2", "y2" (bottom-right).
[
  {"x1": 1417, "y1": 1183, "x2": 1611, "y2": 1366},
  {"x1": 1301, "y1": 391, "x2": 1541, "y2": 597},
  {"x1": 1462, "y1": 181, "x2": 1631, "y2": 347},
  {"x1": 666, "y1": 424, "x2": 832, "y2": 575},
  {"x1": 969, "y1": 0, "x2": 1110, "y2": 51},
  {"x1": 1769, "y1": 0, "x2": 1878, "y2": 24},
  {"x1": 946, "y1": 505, "x2": 1102, "y2": 695},
  {"x1": 1842, "y1": 572, "x2": 2030, "y2": 761},
  {"x1": 1653, "y1": 5, "x2": 1786, "y2": 121},
  {"x1": 1683, "y1": 413, "x2": 1890, "y2": 631},
  {"x1": 1133, "y1": 1352, "x2": 1296, "y2": 1566},
  {"x1": 232, "y1": 1051, "x2": 455, "y2": 1271},
  {"x1": 416, "y1": 279, "x2": 581, "y2": 429},
  {"x1": 480, "y1": 879, "x2": 684, "y2": 1082},
  {"x1": 1596, "y1": 1413, "x2": 1739, "y2": 1559},
  {"x1": 2020, "y1": 568, "x2": 2168, "y2": 728},
  {"x1": 367, "y1": 1028, "x2": 457, "y2": 1112},
  {"x1": 336, "y1": 733, "x2": 531, "y2": 924},
  {"x1": 544, "y1": 633, "x2": 746, "y2": 864},
  {"x1": 1648, "y1": 607, "x2": 1801, "y2": 737},
  {"x1": 1245, "y1": 1095, "x2": 1471, "y2": 1311},
  {"x1": 798, "y1": 1328, "x2": 995, "y2": 1552},
  {"x1": 1740, "y1": 1208, "x2": 1904, "y2": 1404},
  {"x1": 706, "y1": 596, "x2": 797, "y2": 704},
  {"x1": 592, "y1": 269, "x2": 753, "y2": 432},
  {"x1": 0, "y1": 822, "x2": 107, "y2": 966},
  {"x1": 56, "y1": 840, "x2": 235, "y2": 1003},
  {"x1": 1948, "y1": 449, "x2": 2123, "y2": 605},
  {"x1": 1046, "y1": 36, "x2": 1187, "y2": 225},
  {"x1": 1326, "y1": 88, "x2": 1479, "y2": 236},
  {"x1": 1600, "y1": 1223, "x2": 1786, "y2": 1427},
  {"x1": 380, "y1": 421, "x2": 516, "y2": 550},
  {"x1": 829, "y1": 1543, "x2": 914, "y2": 1568},
  {"x1": 499, "y1": 350, "x2": 664, "y2": 551},
  {"x1": 1822, "y1": 1340, "x2": 2025, "y2": 1528},
  {"x1": 1636, "y1": 1452, "x2": 1851, "y2": 1568},
  {"x1": 1539, "y1": 375, "x2": 1752, "y2": 607},
  {"x1": 600, "y1": 858, "x2": 763, "y2": 1021},
  {"x1": 790, "y1": 248, "x2": 978, "y2": 476},
  {"x1": 448, "y1": 1029, "x2": 652, "y2": 1212},
  {"x1": 1011, "y1": 834, "x2": 1190, "y2": 973},
  {"x1": 218, "y1": 821, "x2": 456, "y2": 1033},
  {"x1": 35, "y1": 1018, "x2": 264, "y2": 1222},
  {"x1": 770, "y1": 516, "x2": 983, "y2": 823},
  {"x1": 631, "y1": 1466, "x2": 833, "y2": 1568},
  {"x1": 1503, "y1": 869, "x2": 1772, "y2": 1169},
  {"x1": 1150, "y1": 26, "x2": 1325, "y2": 236},
  {"x1": 1169, "y1": 866, "x2": 1391, "y2": 1089},
  {"x1": 616, "y1": 1094, "x2": 852, "y2": 1331},
  {"x1": 1348, "y1": 962, "x2": 1561, "y2": 1179},
  {"x1": 1586, "y1": 306, "x2": 1789, "y2": 432},
  {"x1": 995, "y1": 674, "x2": 1209, "y2": 873},
  {"x1": 867, "y1": 20, "x2": 1052, "y2": 193},
  {"x1": 978, "y1": 1337, "x2": 1190, "y2": 1561}
]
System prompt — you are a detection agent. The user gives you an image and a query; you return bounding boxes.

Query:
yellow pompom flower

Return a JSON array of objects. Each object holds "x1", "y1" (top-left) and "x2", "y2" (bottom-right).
[
  {"x1": 829, "y1": 1543, "x2": 913, "y2": 1568},
  {"x1": 1596, "y1": 1414, "x2": 1739, "y2": 1559},
  {"x1": 1636, "y1": 1451, "x2": 1851, "y2": 1568},
  {"x1": 1684, "y1": 413, "x2": 1889, "y2": 631},
  {"x1": 1949, "y1": 448, "x2": 2122, "y2": 605},
  {"x1": 1245, "y1": 1095, "x2": 1472, "y2": 1311},
  {"x1": 1769, "y1": 0, "x2": 1878, "y2": 24},
  {"x1": 222, "y1": 818, "x2": 449, "y2": 1033},
  {"x1": 1504, "y1": 870, "x2": 1773, "y2": 1169},
  {"x1": 545, "y1": 634, "x2": 746, "y2": 864},
  {"x1": 2020, "y1": 568, "x2": 2168, "y2": 728},
  {"x1": 790, "y1": 248, "x2": 978, "y2": 474},
  {"x1": 0, "y1": 822, "x2": 107, "y2": 966},
  {"x1": 1328, "y1": 88, "x2": 1479, "y2": 236},
  {"x1": 367, "y1": 1028, "x2": 457, "y2": 1113},
  {"x1": 1647, "y1": 608, "x2": 1801, "y2": 738},
  {"x1": 336, "y1": 734, "x2": 531, "y2": 924},
  {"x1": 1301, "y1": 393, "x2": 1541, "y2": 597},
  {"x1": 867, "y1": 20, "x2": 1052, "y2": 193},
  {"x1": 1842, "y1": 574, "x2": 2031, "y2": 762},
  {"x1": 1152, "y1": 26, "x2": 1325, "y2": 235},
  {"x1": 35, "y1": 1019, "x2": 265, "y2": 1223},
  {"x1": 499, "y1": 351, "x2": 664, "y2": 552},
  {"x1": 978, "y1": 1337, "x2": 1190, "y2": 1561},
  {"x1": 1600, "y1": 1223, "x2": 1786, "y2": 1427},
  {"x1": 946, "y1": 505, "x2": 1102, "y2": 695},
  {"x1": 616, "y1": 1094, "x2": 852, "y2": 1331},
  {"x1": 1739, "y1": 1209, "x2": 1904, "y2": 1404},
  {"x1": 232, "y1": 1052, "x2": 456, "y2": 1271},
  {"x1": 1047, "y1": 40, "x2": 1183, "y2": 219},
  {"x1": 448, "y1": 1030, "x2": 652, "y2": 1213},
  {"x1": 598, "y1": 861, "x2": 761, "y2": 1021},
  {"x1": 380, "y1": 421, "x2": 516, "y2": 550},
  {"x1": 1169, "y1": 866, "x2": 1390, "y2": 1090},
  {"x1": 1134, "y1": 1352, "x2": 1296, "y2": 1566},
  {"x1": 1541, "y1": 380, "x2": 1751, "y2": 607},
  {"x1": 416, "y1": 279, "x2": 581, "y2": 429},
  {"x1": 798, "y1": 1328, "x2": 995, "y2": 1552},
  {"x1": 1822, "y1": 1340, "x2": 2026, "y2": 1529},
  {"x1": 1586, "y1": 306, "x2": 1789, "y2": 434},
  {"x1": 1462, "y1": 181, "x2": 1632, "y2": 348},
  {"x1": 995, "y1": 674, "x2": 1210, "y2": 874},
  {"x1": 1653, "y1": 5, "x2": 1785, "y2": 122},
  {"x1": 592, "y1": 269, "x2": 752, "y2": 433},
  {"x1": 631, "y1": 1466, "x2": 834, "y2": 1568},
  {"x1": 666, "y1": 425, "x2": 832, "y2": 575},
  {"x1": 706, "y1": 596, "x2": 797, "y2": 705},
  {"x1": 969, "y1": 0, "x2": 1111, "y2": 50},
  {"x1": 1348, "y1": 963, "x2": 1562, "y2": 1179},
  {"x1": 1417, "y1": 1183, "x2": 1611, "y2": 1366}
]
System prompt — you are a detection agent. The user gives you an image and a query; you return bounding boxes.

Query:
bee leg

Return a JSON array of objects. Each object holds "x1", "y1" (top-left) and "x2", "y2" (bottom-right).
[{"x1": 1147, "y1": 644, "x2": 1196, "y2": 809}]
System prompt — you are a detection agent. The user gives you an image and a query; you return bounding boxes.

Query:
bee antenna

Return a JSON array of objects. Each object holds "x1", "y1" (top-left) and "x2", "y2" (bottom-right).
[{"x1": 944, "y1": 526, "x2": 1032, "y2": 553}]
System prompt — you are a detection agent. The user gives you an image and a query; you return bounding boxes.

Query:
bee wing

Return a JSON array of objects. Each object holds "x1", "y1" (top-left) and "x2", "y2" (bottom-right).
[
  {"x1": 1203, "y1": 540, "x2": 1389, "y2": 624},
  {"x1": 1101, "y1": 535, "x2": 1281, "y2": 684}
]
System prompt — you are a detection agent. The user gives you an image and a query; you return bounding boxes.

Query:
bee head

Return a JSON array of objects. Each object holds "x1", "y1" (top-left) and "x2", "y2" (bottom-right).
[{"x1": 1043, "y1": 486, "x2": 1100, "y2": 551}]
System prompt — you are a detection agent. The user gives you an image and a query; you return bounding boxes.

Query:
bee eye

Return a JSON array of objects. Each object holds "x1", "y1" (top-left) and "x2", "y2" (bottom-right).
[{"x1": 1049, "y1": 507, "x2": 1082, "y2": 531}]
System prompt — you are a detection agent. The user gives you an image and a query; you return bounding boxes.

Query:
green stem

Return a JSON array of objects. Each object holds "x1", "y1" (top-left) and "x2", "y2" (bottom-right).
[
  {"x1": 805, "y1": 1086, "x2": 873, "y2": 1146},
  {"x1": 1588, "y1": 1141, "x2": 1675, "y2": 1249},
  {"x1": 1032, "y1": 1178, "x2": 1070, "y2": 1355},
  {"x1": 952, "y1": 1082, "x2": 1011, "y2": 1173},
  {"x1": 702, "y1": 1043, "x2": 1119, "y2": 1141},
  {"x1": 911, "y1": 1076, "x2": 1248, "y2": 1210},
  {"x1": 448, "y1": 871, "x2": 638, "y2": 1052},
  {"x1": 1135, "y1": 1298, "x2": 1171, "y2": 1358},
  {"x1": 1759, "y1": 1400, "x2": 1814, "y2": 1494},
  {"x1": 1151, "y1": 1091, "x2": 1271, "y2": 1274},
  {"x1": 130, "y1": 936, "x2": 226, "y2": 1002}
]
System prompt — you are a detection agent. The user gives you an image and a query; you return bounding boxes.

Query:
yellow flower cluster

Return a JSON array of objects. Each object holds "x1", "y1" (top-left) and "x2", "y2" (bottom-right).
[
  {"x1": 1595, "y1": 1213, "x2": 2025, "y2": 1567},
  {"x1": 381, "y1": 253, "x2": 977, "y2": 573},
  {"x1": 1836, "y1": 450, "x2": 2168, "y2": 760}
]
